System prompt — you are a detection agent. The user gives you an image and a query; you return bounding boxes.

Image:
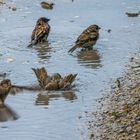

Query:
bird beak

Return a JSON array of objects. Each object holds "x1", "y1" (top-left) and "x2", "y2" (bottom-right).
[
  {"x1": 47, "y1": 19, "x2": 50, "y2": 22},
  {"x1": 99, "y1": 27, "x2": 101, "y2": 29}
]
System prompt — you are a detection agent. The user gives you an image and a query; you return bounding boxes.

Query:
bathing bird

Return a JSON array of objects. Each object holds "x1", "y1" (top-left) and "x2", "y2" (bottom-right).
[
  {"x1": 0, "y1": 79, "x2": 12, "y2": 105},
  {"x1": 28, "y1": 17, "x2": 50, "y2": 47},
  {"x1": 32, "y1": 67, "x2": 77, "y2": 90}
]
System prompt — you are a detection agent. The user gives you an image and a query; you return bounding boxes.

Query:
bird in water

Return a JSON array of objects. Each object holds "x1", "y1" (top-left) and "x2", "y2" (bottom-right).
[
  {"x1": 0, "y1": 79, "x2": 12, "y2": 105},
  {"x1": 40, "y1": 2, "x2": 54, "y2": 10},
  {"x1": 27, "y1": 17, "x2": 50, "y2": 47},
  {"x1": 0, "y1": 79, "x2": 41, "y2": 105},
  {"x1": 68, "y1": 24, "x2": 101, "y2": 53},
  {"x1": 32, "y1": 67, "x2": 77, "y2": 90}
]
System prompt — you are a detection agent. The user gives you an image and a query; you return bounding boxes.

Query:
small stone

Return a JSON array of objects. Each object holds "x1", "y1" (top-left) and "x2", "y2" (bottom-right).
[
  {"x1": 126, "y1": 126, "x2": 132, "y2": 132},
  {"x1": 107, "y1": 29, "x2": 111, "y2": 33},
  {"x1": 6, "y1": 57, "x2": 14, "y2": 63}
]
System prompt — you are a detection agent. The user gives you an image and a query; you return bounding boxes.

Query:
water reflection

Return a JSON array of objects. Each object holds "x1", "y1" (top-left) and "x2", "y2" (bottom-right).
[
  {"x1": 0, "y1": 72, "x2": 6, "y2": 80},
  {"x1": 76, "y1": 50, "x2": 102, "y2": 69},
  {"x1": 0, "y1": 104, "x2": 19, "y2": 122},
  {"x1": 35, "y1": 91, "x2": 77, "y2": 106},
  {"x1": 34, "y1": 42, "x2": 51, "y2": 61}
]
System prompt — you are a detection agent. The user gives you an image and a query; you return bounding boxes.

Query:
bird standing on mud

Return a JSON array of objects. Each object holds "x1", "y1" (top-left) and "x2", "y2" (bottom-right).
[
  {"x1": 68, "y1": 24, "x2": 100, "y2": 53},
  {"x1": 28, "y1": 17, "x2": 50, "y2": 47},
  {"x1": 32, "y1": 67, "x2": 77, "y2": 90}
]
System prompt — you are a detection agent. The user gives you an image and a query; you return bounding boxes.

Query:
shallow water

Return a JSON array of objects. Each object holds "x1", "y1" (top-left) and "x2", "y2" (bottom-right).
[{"x1": 0, "y1": 0, "x2": 140, "y2": 139}]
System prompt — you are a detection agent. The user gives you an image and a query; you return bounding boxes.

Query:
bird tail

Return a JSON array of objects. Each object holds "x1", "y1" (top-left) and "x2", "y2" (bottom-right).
[
  {"x1": 68, "y1": 45, "x2": 77, "y2": 53},
  {"x1": 32, "y1": 67, "x2": 48, "y2": 89},
  {"x1": 27, "y1": 40, "x2": 37, "y2": 47},
  {"x1": 27, "y1": 43, "x2": 33, "y2": 48}
]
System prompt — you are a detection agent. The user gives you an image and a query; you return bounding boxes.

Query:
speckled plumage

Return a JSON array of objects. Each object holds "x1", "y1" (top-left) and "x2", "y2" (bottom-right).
[
  {"x1": 32, "y1": 67, "x2": 77, "y2": 90},
  {"x1": 28, "y1": 17, "x2": 50, "y2": 47},
  {"x1": 0, "y1": 79, "x2": 11, "y2": 105},
  {"x1": 68, "y1": 24, "x2": 100, "y2": 53}
]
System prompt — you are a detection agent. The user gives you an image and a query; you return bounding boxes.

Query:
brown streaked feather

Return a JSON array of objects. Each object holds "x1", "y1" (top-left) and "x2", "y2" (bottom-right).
[
  {"x1": 32, "y1": 67, "x2": 77, "y2": 90},
  {"x1": 31, "y1": 24, "x2": 50, "y2": 43},
  {"x1": 0, "y1": 79, "x2": 12, "y2": 104},
  {"x1": 76, "y1": 33, "x2": 90, "y2": 45},
  {"x1": 28, "y1": 17, "x2": 50, "y2": 47},
  {"x1": 68, "y1": 24, "x2": 100, "y2": 53},
  {"x1": 10, "y1": 85, "x2": 41, "y2": 95},
  {"x1": 59, "y1": 74, "x2": 77, "y2": 89},
  {"x1": 32, "y1": 67, "x2": 48, "y2": 89},
  {"x1": 0, "y1": 87, "x2": 11, "y2": 104},
  {"x1": 45, "y1": 81, "x2": 59, "y2": 90}
]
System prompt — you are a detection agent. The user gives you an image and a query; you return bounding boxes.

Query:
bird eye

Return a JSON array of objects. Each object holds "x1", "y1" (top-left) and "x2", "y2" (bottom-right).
[{"x1": 37, "y1": 23, "x2": 41, "y2": 26}]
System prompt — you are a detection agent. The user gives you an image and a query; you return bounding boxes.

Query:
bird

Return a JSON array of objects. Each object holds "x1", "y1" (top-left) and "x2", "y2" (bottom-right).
[
  {"x1": 40, "y1": 2, "x2": 54, "y2": 10},
  {"x1": 0, "y1": 78, "x2": 42, "y2": 105},
  {"x1": 32, "y1": 67, "x2": 77, "y2": 90},
  {"x1": 0, "y1": 79, "x2": 12, "y2": 105},
  {"x1": 125, "y1": 12, "x2": 140, "y2": 17},
  {"x1": 68, "y1": 24, "x2": 101, "y2": 53},
  {"x1": 27, "y1": 17, "x2": 50, "y2": 47}
]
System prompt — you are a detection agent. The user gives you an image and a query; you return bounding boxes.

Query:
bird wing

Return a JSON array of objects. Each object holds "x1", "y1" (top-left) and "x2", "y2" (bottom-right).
[
  {"x1": 76, "y1": 33, "x2": 89, "y2": 45},
  {"x1": 31, "y1": 24, "x2": 50, "y2": 43},
  {"x1": 32, "y1": 67, "x2": 48, "y2": 89},
  {"x1": 10, "y1": 84, "x2": 41, "y2": 95},
  {"x1": 59, "y1": 74, "x2": 77, "y2": 89},
  {"x1": 45, "y1": 81, "x2": 59, "y2": 90},
  {"x1": 90, "y1": 31, "x2": 99, "y2": 40}
]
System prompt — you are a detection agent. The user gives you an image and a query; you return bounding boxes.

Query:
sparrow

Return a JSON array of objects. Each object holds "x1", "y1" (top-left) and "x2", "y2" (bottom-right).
[
  {"x1": 27, "y1": 17, "x2": 50, "y2": 47},
  {"x1": 0, "y1": 78, "x2": 42, "y2": 105},
  {"x1": 0, "y1": 79, "x2": 12, "y2": 105},
  {"x1": 125, "y1": 12, "x2": 140, "y2": 17},
  {"x1": 32, "y1": 67, "x2": 77, "y2": 90},
  {"x1": 68, "y1": 24, "x2": 101, "y2": 53},
  {"x1": 40, "y1": 2, "x2": 54, "y2": 10}
]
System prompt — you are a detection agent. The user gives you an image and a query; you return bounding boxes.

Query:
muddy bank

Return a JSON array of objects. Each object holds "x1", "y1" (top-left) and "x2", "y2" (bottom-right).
[{"x1": 87, "y1": 52, "x2": 140, "y2": 139}]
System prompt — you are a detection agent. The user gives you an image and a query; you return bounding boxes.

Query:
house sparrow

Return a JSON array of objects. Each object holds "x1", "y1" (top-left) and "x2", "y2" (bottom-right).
[
  {"x1": 0, "y1": 79, "x2": 12, "y2": 105},
  {"x1": 0, "y1": 78, "x2": 42, "y2": 104},
  {"x1": 32, "y1": 67, "x2": 77, "y2": 90},
  {"x1": 68, "y1": 24, "x2": 100, "y2": 53},
  {"x1": 125, "y1": 12, "x2": 140, "y2": 17},
  {"x1": 28, "y1": 17, "x2": 50, "y2": 47},
  {"x1": 40, "y1": 2, "x2": 54, "y2": 10}
]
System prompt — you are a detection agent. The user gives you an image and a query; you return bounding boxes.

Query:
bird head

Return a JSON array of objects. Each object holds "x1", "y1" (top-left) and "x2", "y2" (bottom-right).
[
  {"x1": 93, "y1": 24, "x2": 101, "y2": 31},
  {"x1": 37, "y1": 17, "x2": 50, "y2": 24},
  {"x1": 0, "y1": 79, "x2": 12, "y2": 89}
]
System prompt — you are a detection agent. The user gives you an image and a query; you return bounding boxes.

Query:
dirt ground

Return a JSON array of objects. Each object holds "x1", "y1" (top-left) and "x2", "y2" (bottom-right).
[{"x1": 87, "y1": 52, "x2": 140, "y2": 139}]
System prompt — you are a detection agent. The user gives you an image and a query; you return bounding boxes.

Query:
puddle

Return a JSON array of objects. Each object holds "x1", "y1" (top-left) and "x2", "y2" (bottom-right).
[
  {"x1": 76, "y1": 50, "x2": 101, "y2": 69},
  {"x1": 0, "y1": 0, "x2": 140, "y2": 140},
  {"x1": 0, "y1": 104, "x2": 19, "y2": 122}
]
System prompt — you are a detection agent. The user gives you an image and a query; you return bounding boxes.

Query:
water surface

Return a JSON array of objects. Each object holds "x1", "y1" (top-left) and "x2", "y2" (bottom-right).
[{"x1": 0, "y1": 0, "x2": 140, "y2": 140}]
